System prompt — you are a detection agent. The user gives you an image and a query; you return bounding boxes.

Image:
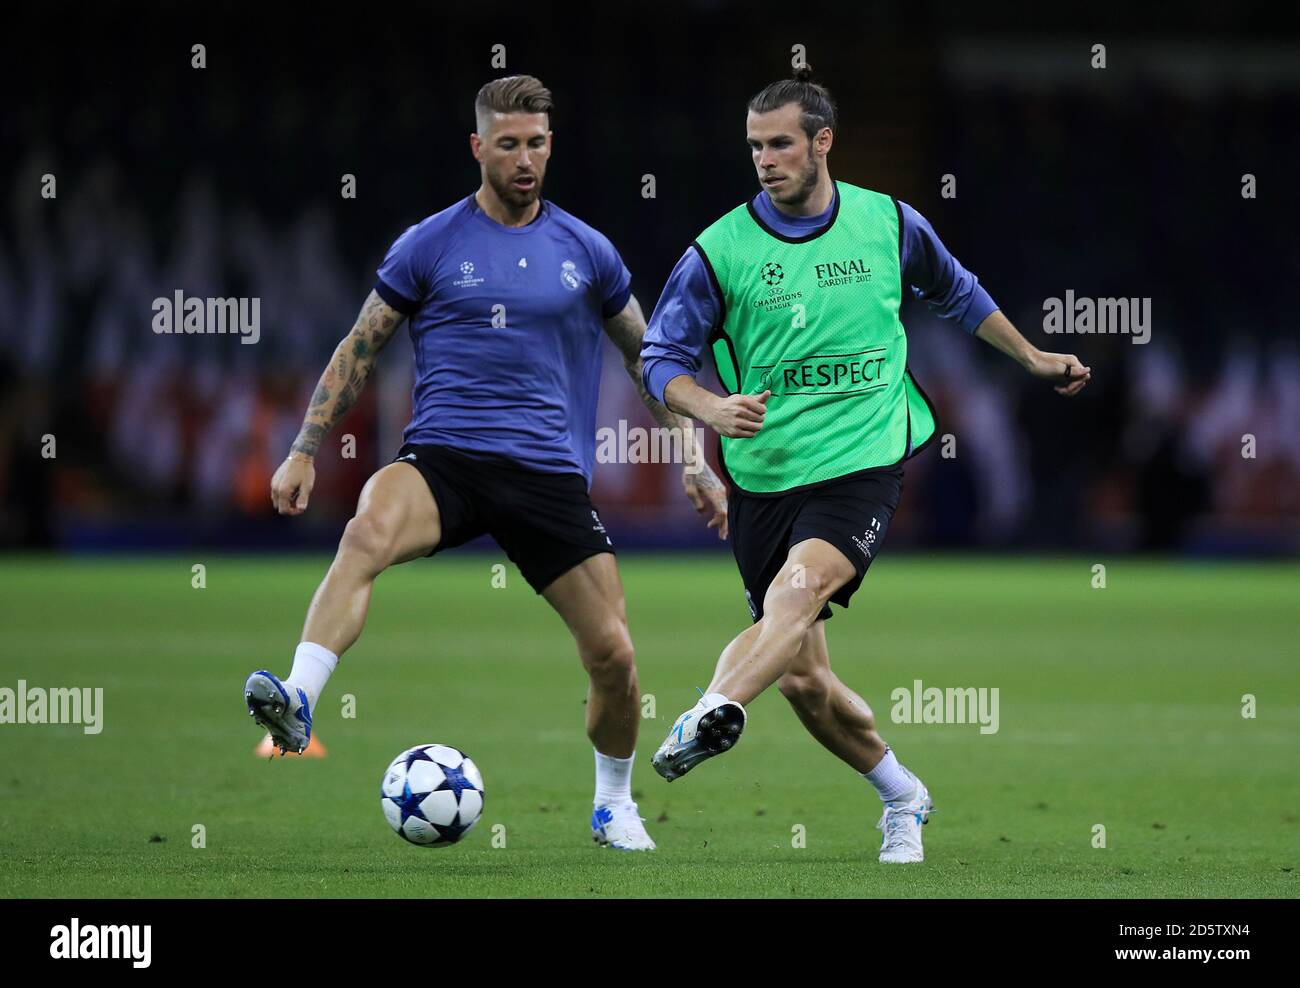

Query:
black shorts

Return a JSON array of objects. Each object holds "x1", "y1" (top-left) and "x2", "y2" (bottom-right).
[
  {"x1": 728, "y1": 467, "x2": 904, "y2": 623},
  {"x1": 394, "y1": 443, "x2": 614, "y2": 594}
]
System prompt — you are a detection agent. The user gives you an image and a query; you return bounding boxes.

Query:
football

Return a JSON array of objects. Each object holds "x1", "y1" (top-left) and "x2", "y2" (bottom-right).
[{"x1": 380, "y1": 744, "x2": 485, "y2": 847}]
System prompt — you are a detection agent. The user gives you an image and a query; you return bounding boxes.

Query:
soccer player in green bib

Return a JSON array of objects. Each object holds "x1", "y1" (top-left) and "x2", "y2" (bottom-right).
[{"x1": 641, "y1": 68, "x2": 1090, "y2": 863}]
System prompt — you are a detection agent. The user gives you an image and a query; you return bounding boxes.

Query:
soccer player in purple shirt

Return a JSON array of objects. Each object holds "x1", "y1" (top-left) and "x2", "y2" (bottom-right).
[{"x1": 243, "y1": 76, "x2": 726, "y2": 851}]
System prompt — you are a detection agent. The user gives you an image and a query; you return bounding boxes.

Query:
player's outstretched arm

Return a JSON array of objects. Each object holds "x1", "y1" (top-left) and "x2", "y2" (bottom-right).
[
  {"x1": 897, "y1": 201, "x2": 1089, "y2": 397},
  {"x1": 973, "y1": 309, "x2": 1091, "y2": 397},
  {"x1": 604, "y1": 296, "x2": 730, "y2": 538},
  {"x1": 270, "y1": 290, "x2": 406, "y2": 516}
]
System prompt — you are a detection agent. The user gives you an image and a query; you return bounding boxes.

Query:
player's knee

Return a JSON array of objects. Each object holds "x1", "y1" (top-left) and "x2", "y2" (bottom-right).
[
  {"x1": 778, "y1": 668, "x2": 831, "y2": 709},
  {"x1": 764, "y1": 567, "x2": 828, "y2": 624},
  {"x1": 581, "y1": 625, "x2": 636, "y2": 686},
  {"x1": 338, "y1": 512, "x2": 396, "y2": 572}
]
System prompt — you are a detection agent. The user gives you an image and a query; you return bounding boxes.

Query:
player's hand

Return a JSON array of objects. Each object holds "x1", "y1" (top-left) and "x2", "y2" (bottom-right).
[
  {"x1": 683, "y1": 463, "x2": 729, "y2": 540},
  {"x1": 704, "y1": 390, "x2": 770, "y2": 438},
  {"x1": 1027, "y1": 350, "x2": 1091, "y2": 396},
  {"x1": 271, "y1": 453, "x2": 315, "y2": 515}
]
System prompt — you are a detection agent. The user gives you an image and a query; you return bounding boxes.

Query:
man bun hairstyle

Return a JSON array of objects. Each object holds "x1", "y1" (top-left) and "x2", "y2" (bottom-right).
[
  {"x1": 748, "y1": 65, "x2": 837, "y2": 141},
  {"x1": 474, "y1": 75, "x2": 553, "y2": 131}
]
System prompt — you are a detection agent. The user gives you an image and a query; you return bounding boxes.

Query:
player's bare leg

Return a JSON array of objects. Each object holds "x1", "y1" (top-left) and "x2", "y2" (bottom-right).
[
  {"x1": 653, "y1": 539, "x2": 853, "y2": 780},
  {"x1": 755, "y1": 600, "x2": 936, "y2": 862},
  {"x1": 544, "y1": 553, "x2": 638, "y2": 756},
  {"x1": 653, "y1": 540, "x2": 934, "y2": 862},
  {"x1": 300, "y1": 462, "x2": 441, "y2": 656},
  {"x1": 775, "y1": 619, "x2": 933, "y2": 860},
  {"x1": 710, "y1": 538, "x2": 857, "y2": 703},
  {"x1": 776, "y1": 620, "x2": 887, "y2": 771},
  {"x1": 543, "y1": 552, "x2": 654, "y2": 849},
  {"x1": 245, "y1": 462, "x2": 440, "y2": 753}
]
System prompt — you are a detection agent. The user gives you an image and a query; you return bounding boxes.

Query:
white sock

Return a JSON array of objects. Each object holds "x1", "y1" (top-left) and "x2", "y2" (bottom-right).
[
  {"x1": 288, "y1": 641, "x2": 338, "y2": 708},
  {"x1": 593, "y1": 749, "x2": 635, "y2": 806},
  {"x1": 862, "y1": 747, "x2": 915, "y2": 803}
]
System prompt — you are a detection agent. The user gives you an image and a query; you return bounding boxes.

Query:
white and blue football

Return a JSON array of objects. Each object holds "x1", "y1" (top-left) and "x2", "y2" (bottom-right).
[{"x1": 381, "y1": 744, "x2": 485, "y2": 847}]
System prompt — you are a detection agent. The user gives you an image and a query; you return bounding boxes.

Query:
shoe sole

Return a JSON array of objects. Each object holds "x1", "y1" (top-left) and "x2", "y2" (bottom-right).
[
  {"x1": 592, "y1": 833, "x2": 656, "y2": 851},
  {"x1": 652, "y1": 703, "x2": 746, "y2": 781},
  {"x1": 244, "y1": 673, "x2": 308, "y2": 754}
]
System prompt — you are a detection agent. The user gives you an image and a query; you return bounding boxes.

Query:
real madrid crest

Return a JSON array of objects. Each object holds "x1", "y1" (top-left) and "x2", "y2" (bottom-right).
[{"x1": 560, "y1": 259, "x2": 582, "y2": 291}]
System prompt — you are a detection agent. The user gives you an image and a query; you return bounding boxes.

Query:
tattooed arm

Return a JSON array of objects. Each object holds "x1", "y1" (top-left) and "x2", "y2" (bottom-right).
[
  {"x1": 604, "y1": 295, "x2": 729, "y2": 539},
  {"x1": 270, "y1": 291, "x2": 405, "y2": 515}
]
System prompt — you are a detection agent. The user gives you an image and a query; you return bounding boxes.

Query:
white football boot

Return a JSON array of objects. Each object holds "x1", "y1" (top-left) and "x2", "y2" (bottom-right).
[
  {"x1": 875, "y1": 771, "x2": 934, "y2": 863},
  {"x1": 591, "y1": 801, "x2": 657, "y2": 850},
  {"x1": 652, "y1": 692, "x2": 746, "y2": 782},
  {"x1": 244, "y1": 670, "x2": 313, "y2": 755}
]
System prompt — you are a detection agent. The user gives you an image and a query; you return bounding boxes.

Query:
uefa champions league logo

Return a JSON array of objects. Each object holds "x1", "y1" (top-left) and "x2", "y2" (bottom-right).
[
  {"x1": 560, "y1": 259, "x2": 582, "y2": 291},
  {"x1": 850, "y1": 516, "x2": 883, "y2": 559},
  {"x1": 589, "y1": 508, "x2": 612, "y2": 545},
  {"x1": 760, "y1": 261, "x2": 784, "y2": 286},
  {"x1": 453, "y1": 259, "x2": 484, "y2": 289}
]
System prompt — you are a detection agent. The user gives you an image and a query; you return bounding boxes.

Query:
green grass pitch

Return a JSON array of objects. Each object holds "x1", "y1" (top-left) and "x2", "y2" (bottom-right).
[{"x1": 0, "y1": 553, "x2": 1295, "y2": 898}]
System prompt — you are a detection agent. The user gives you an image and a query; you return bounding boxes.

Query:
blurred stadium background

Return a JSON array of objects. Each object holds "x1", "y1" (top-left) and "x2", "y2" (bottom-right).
[{"x1": 1, "y1": 1, "x2": 1296, "y2": 557}]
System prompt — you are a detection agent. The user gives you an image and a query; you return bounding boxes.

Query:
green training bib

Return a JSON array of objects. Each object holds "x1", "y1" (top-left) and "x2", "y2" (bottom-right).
[{"x1": 695, "y1": 181, "x2": 938, "y2": 494}]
